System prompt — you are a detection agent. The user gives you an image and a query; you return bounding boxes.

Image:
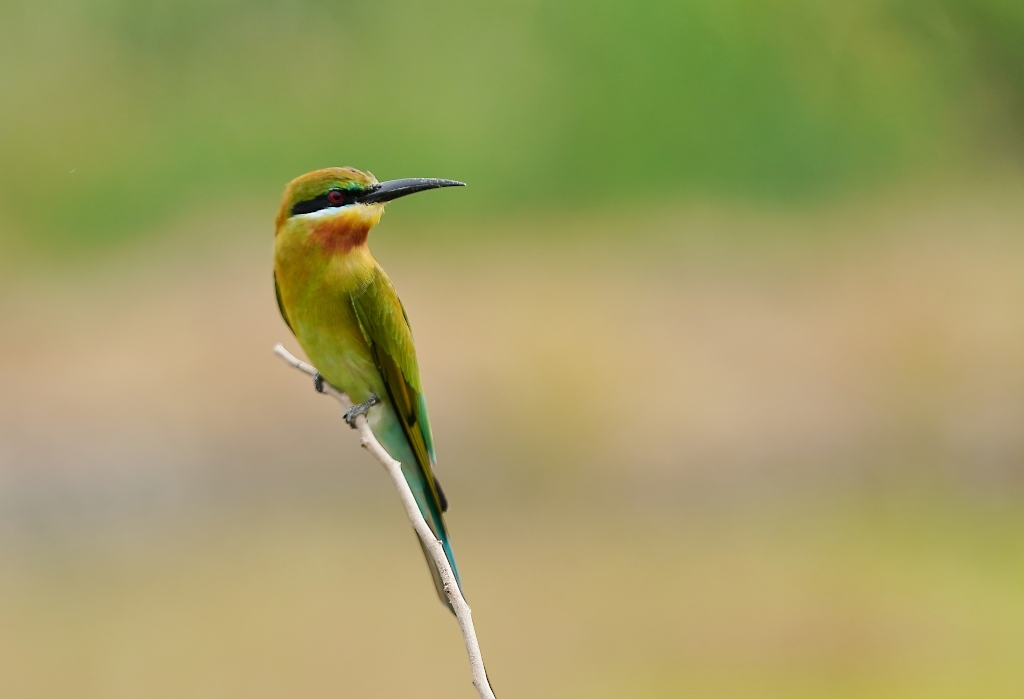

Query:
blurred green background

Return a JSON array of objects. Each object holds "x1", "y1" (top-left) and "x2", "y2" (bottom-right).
[{"x1": 2, "y1": 1, "x2": 1024, "y2": 697}]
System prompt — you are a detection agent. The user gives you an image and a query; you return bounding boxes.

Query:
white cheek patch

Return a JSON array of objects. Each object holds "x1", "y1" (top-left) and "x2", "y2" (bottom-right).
[
  {"x1": 290, "y1": 203, "x2": 384, "y2": 231},
  {"x1": 293, "y1": 205, "x2": 351, "y2": 221}
]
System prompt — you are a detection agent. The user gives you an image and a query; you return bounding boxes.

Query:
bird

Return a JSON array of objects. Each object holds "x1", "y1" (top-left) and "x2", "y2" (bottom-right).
[{"x1": 273, "y1": 167, "x2": 465, "y2": 610}]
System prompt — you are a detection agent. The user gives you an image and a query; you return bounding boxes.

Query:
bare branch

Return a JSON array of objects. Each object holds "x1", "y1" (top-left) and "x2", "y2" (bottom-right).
[{"x1": 273, "y1": 343, "x2": 497, "y2": 699}]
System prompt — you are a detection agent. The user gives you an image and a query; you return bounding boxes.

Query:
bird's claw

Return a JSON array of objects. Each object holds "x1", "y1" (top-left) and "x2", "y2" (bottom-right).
[
  {"x1": 313, "y1": 373, "x2": 325, "y2": 394},
  {"x1": 344, "y1": 394, "x2": 381, "y2": 429}
]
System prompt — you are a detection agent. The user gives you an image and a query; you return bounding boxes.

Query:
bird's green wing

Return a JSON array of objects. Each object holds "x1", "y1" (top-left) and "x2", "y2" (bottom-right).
[
  {"x1": 397, "y1": 301, "x2": 437, "y2": 467},
  {"x1": 350, "y1": 269, "x2": 446, "y2": 513},
  {"x1": 274, "y1": 270, "x2": 293, "y2": 333},
  {"x1": 351, "y1": 268, "x2": 460, "y2": 611}
]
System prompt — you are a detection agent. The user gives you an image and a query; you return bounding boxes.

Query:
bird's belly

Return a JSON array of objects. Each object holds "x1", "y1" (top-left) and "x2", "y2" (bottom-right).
[
  {"x1": 287, "y1": 294, "x2": 382, "y2": 404},
  {"x1": 275, "y1": 238, "x2": 383, "y2": 404}
]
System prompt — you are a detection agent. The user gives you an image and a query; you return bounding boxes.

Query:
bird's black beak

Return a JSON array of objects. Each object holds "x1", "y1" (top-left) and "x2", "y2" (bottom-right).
[{"x1": 356, "y1": 178, "x2": 465, "y2": 205}]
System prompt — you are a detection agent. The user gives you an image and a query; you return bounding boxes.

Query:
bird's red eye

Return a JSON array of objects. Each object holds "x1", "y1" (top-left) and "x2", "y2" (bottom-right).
[{"x1": 327, "y1": 189, "x2": 344, "y2": 204}]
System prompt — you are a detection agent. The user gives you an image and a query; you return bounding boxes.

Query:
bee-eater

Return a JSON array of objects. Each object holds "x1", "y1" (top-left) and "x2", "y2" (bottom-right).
[{"x1": 273, "y1": 167, "x2": 465, "y2": 610}]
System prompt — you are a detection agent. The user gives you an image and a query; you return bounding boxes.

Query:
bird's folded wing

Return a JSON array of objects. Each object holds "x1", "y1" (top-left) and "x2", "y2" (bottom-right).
[
  {"x1": 350, "y1": 269, "x2": 447, "y2": 517},
  {"x1": 274, "y1": 270, "x2": 294, "y2": 333}
]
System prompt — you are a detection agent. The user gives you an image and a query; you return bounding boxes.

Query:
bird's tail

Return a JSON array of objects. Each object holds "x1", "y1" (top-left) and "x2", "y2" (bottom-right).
[
  {"x1": 417, "y1": 530, "x2": 461, "y2": 613},
  {"x1": 374, "y1": 408, "x2": 462, "y2": 611},
  {"x1": 402, "y1": 459, "x2": 462, "y2": 613}
]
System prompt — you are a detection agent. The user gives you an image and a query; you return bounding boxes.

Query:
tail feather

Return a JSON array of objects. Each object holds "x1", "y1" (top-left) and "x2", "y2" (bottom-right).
[
  {"x1": 417, "y1": 535, "x2": 461, "y2": 613},
  {"x1": 376, "y1": 409, "x2": 462, "y2": 611},
  {"x1": 406, "y1": 462, "x2": 462, "y2": 613}
]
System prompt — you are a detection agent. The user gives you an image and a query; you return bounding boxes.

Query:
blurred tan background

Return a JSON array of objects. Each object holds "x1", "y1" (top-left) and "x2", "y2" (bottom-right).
[{"x1": 3, "y1": 2, "x2": 1024, "y2": 697}]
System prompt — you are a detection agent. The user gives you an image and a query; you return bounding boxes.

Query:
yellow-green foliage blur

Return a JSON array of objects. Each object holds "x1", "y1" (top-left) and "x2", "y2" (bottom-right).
[{"x1": 2, "y1": 2, "x2": 1024, "y2": 697}]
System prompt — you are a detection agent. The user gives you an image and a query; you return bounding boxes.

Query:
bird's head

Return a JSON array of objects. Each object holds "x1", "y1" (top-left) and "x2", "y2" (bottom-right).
[{"x1": 275, "y1": 167, "x2": 464, "y2": 251}]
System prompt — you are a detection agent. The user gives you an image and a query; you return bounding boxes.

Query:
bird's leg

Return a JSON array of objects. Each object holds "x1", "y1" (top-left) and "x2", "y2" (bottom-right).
[
  {"x1": 344, "y1": 394, "x2": 381, "y2": 429},
  {"x1": 313, "y1": 372, "x2": 325, "y2": 394}
]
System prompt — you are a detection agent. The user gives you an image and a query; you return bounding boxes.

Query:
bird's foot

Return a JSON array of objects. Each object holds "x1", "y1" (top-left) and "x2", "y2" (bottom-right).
[
  {"x1": 313, "y1": 372, "x2": 326, "y2": 394},
  {"x1": 344, "y1": 394, "x2": 381, "y2": 429}
]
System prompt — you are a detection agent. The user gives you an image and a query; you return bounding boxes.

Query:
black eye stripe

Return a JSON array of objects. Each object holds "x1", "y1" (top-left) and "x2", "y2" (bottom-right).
[{"x1": 290, "y1": 188, "x2": 360, "y2": 217}]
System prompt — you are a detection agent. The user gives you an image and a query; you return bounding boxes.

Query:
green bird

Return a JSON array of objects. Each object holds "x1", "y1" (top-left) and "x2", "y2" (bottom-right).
[{"x1": 273, "y1": 167, "x2": 465, "y2": 610}]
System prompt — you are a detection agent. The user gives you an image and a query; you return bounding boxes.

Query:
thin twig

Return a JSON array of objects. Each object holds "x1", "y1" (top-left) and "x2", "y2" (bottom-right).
[{"x1": 273, "y1": 343, "x2": 497, "y2": 699}]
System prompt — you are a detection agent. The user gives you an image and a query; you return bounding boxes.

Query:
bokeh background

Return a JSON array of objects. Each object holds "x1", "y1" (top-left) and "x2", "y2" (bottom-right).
[{"x1": 3, "y1": 1, "x2": 1024, "y2": 697}]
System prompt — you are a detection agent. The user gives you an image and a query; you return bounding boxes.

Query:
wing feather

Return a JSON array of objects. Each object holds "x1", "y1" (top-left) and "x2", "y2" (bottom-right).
[
  {"x1": 274, "y1": 270, "x2": 294, "y2": 333},
  {"x1": 350, "y1": 270, "x2": 447, "y2": 514}
]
